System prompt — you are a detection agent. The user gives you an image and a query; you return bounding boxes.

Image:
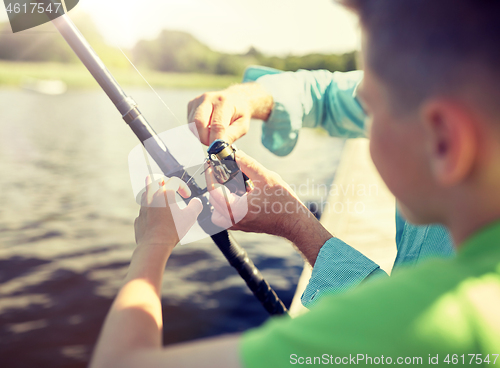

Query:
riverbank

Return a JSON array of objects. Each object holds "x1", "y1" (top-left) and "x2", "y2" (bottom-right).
[{"x1": 0, "y1": 61, "x2": 241, "y2": 89}]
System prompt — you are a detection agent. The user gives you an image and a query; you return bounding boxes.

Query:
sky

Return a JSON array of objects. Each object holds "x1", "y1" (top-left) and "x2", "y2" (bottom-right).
[{"x1": 1, "y1": 0, "x2": 361, "y2": 55}]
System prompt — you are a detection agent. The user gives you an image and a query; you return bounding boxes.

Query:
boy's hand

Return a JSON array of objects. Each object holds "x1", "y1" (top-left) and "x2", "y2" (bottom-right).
[
  {"x1": 187, "y1": 83, "x2": 273, "y2": 146},
  {"x1": 134, "y1": 177, "x2": 203, "y2": 251}
]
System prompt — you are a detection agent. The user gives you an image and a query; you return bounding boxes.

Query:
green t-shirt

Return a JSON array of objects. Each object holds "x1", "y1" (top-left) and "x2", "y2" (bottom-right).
[{"x1": 241, "y1": 221, "x2": 500, "y2": 367}]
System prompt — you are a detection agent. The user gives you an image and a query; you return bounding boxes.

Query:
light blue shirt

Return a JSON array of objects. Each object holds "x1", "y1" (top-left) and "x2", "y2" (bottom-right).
[{"x1": 243, "y1": 66, "x2": 455, "y2": 308}]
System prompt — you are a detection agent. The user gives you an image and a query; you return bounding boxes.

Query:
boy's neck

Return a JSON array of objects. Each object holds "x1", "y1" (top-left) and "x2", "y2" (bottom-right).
[
  {"x1": 451, "y1": 215, "x2": 500, "y2": 247},
  {"x1": 447, "y1": 187, "x2": 500, "y2": 247},
  {"x1": 446, "y1": 139, "x2": 500, "y2": 247}
]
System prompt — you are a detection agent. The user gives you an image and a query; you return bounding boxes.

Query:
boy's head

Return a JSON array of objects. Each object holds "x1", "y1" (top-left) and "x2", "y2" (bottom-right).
[{"x1": 342, "y1": 0, "x2": 500, "y2": 240}]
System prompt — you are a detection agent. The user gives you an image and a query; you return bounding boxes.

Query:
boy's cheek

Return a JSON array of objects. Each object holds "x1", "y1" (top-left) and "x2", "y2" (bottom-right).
[
  {"x1": 370, "y1": 121, "x2": 435, "y2": 225},
  {"x1": 369, "y1": 121, "x2": 413, "y2": 209},
  {"x1": 369, "y1": 119, "x2": 396, "y2": 185}
]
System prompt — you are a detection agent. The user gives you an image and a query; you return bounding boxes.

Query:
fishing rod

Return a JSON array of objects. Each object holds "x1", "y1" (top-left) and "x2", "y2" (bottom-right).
[{"x1": 50, "y1": 11, "x2": 287, "y2": 315}]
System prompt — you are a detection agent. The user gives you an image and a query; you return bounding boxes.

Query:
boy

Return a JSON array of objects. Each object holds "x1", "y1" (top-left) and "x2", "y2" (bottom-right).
[{"x1": 90, "y1": 1, "x2": 500, "y2": 367}]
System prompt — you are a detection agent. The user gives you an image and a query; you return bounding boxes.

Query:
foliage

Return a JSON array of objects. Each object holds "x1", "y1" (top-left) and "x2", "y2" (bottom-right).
[
  {"x1": 0, "y1": 14, "x2": 128, "y2": 68},
  {"x1": 132, "y1": 30, "x2": 358, "y2": 75},
  {"x1": 0, "y1": 15, "x2": 358, "y2": 77}
]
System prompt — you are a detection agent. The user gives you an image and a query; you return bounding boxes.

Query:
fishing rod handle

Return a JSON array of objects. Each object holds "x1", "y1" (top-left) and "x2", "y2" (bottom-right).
[{"x1": 211, "y1": 231, "x2": 288, "y2": 316}]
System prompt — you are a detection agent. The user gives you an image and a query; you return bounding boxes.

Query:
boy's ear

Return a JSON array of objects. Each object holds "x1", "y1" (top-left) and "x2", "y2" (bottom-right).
[{"x1": 421, "y1": 100, "x2": 478, "y2": 187}]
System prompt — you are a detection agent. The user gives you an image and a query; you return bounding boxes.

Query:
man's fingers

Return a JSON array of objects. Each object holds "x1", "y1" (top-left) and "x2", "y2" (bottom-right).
[
  {"x1": 209, "y1": 186, "x2": 233, "y2": 229},
  {"x1": 209, "y1": 101, "x2": 234, "y2": 144},
  {"x1": 209, "y1": 186, "x2": 230, "y2": 215},
  {"x1": 223, "y1": 118, "x2": 250, "y2": 145},
  {"x1": 212, "y1": 210, "x2": 232, "y2": 229},
  {"x1": 190, "y1": 101, "x2": 213, "y2": 145},
  {"x1": 188, "y1": 123, "x2": 199, "y2": 140},
  {"x1": 204, "y1": 163, "x2": 218, "y2": 191},
  {"x1": 230, "y1": 193, "x2": 249, "y2": 224},
  {"x1": 234, "y1": 150, "x2": 267, "y2": 180},
  {"x1": 188, "y1": 92, "x2": 248, "y2": 145}
]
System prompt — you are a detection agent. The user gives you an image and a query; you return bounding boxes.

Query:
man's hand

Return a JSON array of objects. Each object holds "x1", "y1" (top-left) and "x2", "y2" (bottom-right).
[
  {"x1": 134, "y1": 176, "x2": 203, "y2": 250},
  {"x1": 207, "y1": 151, "x2": 333, "y2": 266},
  {"x1": 187, "y1": 83, "x2": 274, "y2": 146}
]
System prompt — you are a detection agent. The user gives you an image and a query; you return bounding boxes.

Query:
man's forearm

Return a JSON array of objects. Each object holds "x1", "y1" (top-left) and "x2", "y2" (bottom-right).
[
  {"x1": 226, "y1": 82, "x2": 274, "y2": 121},
  {"x1": 278, "y1": 208, "x2": 333, "y2": 267}
]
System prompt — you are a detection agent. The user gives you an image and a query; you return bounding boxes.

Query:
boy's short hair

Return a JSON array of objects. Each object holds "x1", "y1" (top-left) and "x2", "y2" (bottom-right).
[{"x1": 340, "y1": 0, "x2": 500, "y2": 114}]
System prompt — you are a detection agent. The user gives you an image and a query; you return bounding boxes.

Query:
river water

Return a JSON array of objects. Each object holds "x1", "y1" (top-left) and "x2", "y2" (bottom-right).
[{"x1": 0, "y1": 88, "x2": 344, "y2": 367}]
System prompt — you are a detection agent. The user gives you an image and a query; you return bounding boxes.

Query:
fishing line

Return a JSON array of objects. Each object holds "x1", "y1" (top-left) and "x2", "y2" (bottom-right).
[
  {"x1": 118, "y1": 47, "x2": 202, "y2": 183},
  {"x1": 185, "y1": 158, "x2": 208, "y2": 186},
  {"x1": 118, "y1": 47, "x2": 182, "y2": 126}
]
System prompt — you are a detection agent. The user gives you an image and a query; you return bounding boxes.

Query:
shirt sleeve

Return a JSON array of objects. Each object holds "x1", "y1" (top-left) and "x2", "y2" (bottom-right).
[
  {"x1": 243, "y1": 66, "x2": 367, "y2": 156},
  {"x1": 301, "y1": 237, "x2": 388, "y2": 308}
]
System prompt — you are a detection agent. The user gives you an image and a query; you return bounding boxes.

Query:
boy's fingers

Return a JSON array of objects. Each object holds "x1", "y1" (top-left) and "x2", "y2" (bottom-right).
[
  {"x1": 142, "y1": 176, "x2": 191, "y2": 207},
  {"x1": 162, "y1": 178, "x2": 182, "y2": 208},
  {"x1": 184, "y1": 197, "x2": 203, "y2": 220},
  {"x1": 146, "y1": 175, "x2": 156, "y2": 205},
  {"x1": 164, "y1": 177, "x2": 192, "y2": 199}
]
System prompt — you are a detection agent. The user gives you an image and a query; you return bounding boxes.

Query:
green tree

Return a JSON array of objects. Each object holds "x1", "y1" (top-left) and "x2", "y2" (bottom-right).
[{"x1": 133, "y1": 30, "x2": 220, "y2": 74}]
